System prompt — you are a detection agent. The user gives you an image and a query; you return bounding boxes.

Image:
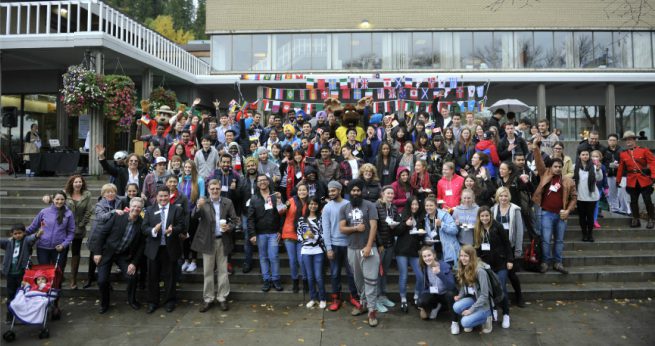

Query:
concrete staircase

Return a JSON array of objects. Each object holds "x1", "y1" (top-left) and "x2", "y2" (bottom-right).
[{"x1": 1, "y1": 176, "x2": 654, "y2": 302}]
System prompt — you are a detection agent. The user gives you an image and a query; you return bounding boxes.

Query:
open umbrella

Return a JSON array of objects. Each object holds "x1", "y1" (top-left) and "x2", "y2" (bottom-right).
[{"x1": 488, "y1": 99, "x2": 530, "y2": 113}]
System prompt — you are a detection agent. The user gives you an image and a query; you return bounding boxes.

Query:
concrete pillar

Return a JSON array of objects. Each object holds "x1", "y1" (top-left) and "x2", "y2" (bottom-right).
[
  {"x1": 56, "y1": 96, "x2": 68, "y2": 146},
  {"x1": 537, "y1": 84, "x2": 546, "y2": 120},
  {"x1": 142, "y1": 68, "x2": 153, "y2": 100},
  {"x1": 605, "y1": 84, "x2": 616, "y2": 136},
  {"x1": 89, "y1": 50, "x2": 105, "y2": 176},
  {"x1": 256, "y1": 86, "x2": 264, "y2": 125}
]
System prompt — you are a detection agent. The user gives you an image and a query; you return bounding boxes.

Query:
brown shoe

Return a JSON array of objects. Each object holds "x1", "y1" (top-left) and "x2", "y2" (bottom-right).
[
  {"x1": 219, "y1": 301, "x2": 229, "y2": 311},
  {"x1": 199, "y1": 302, "x2": 213, "y2": 313},
  {"x1": 419, "y1": 308, "x2": 428, "y2": 320}
]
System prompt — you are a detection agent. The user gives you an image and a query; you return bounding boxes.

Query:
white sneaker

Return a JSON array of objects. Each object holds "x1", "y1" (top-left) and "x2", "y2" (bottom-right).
[
  {"x1": 379, "y1": 296, "x2": 396, "y2": 307},
  {"x1": 492, "y1": 309, "x2": 498, "y2": 321},
  {"x1": 181, "y1": 261, "x2": 190, "y2": 272},
  {"x1": 306, "y1": 300, "x2": 317, "y2": 309},
  {"x1": 429, "y1": 303, "x2": 441, "y2": 320},
  {"x1": 319, "y1": 301, "x2": 327, "y2": 309},
  {"x1": 451, "y1": 322, "x2": 460, "y2": 335},
  {"x1": 502, "y1": 314, "x2": 510, "y2": 329},
  {"x1": 463, "y1": 327, "x2": 473, "y2": 333},
  {"x1": 187, "y1": 262, "x2": 197, "y2": 273},
  {"x1": 482, "y1": 316, "x2": 493, "y2": 334},
  {"x1": 375, "y1": 301, "x2": 388, "y2": 313}
]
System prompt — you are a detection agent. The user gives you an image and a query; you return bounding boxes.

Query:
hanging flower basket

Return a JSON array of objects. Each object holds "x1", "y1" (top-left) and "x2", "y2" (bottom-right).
[
  {"x1": 149, "y1": 86, "x2": 177, "y2": 112},
  {"x1": 104, "y1": 75, "x2": 137, "y2": 131},
  {"x1": 60, "y1": 64, "x2": 106, "y2": 116}
]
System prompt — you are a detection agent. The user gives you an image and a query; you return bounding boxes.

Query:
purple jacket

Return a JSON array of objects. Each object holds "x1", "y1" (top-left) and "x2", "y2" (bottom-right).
[{"x1": 26, "y1": 205, "x2": 75, "y2": 249}]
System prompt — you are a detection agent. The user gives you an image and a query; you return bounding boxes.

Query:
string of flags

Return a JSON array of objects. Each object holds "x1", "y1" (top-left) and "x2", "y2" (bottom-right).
[
  {"x1": 261, "y1": 98, "x2": 485, "y2": 115},
  {"x1": 240, "y1": 73, "x2": 305, "y2": 81},
  {"x1": 264, "y1": 85, "x2": 485, "y2": 102}
]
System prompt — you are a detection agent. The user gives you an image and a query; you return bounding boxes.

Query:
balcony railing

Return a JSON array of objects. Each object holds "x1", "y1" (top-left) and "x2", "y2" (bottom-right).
[{"x1": 1, "y1": 0, "x2": 211, "y2": 76}]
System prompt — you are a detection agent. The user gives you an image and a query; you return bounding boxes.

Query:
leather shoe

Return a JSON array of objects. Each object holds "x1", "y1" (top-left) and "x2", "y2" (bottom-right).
[
  {"x1": 99, "y1": 306, "x2": 109, "y2": 314},
  {"x1": 128, "y1": 301, "x2": 142, "y2": 310},
  {"x1": 631, "y1": 218, "x2": 641, "y2": 228},
  {"x1": 262, "y1": 280, "x2": 271, "y2": 292},
  {"x1": 242, "y1": 264, "x2": 252, "y2": 274},
  {"x1": 648, "y1": 219, "x2": 655, "y2": 229},
  {"x1": 219, "y1": 301, "x2": 229, "y2": 311},
  {"x1": 273, "y1": 280, "x2": 283, "y2": 291},
  {"x1": 165, "y1": 304, "x2": 176, "y2": 313},
  {"x1": 146, "y1": 304, "x2": 158, "y2": 314},
  {"x1": 199, "y1": 302, "x2": 212, "y2": 313},
  {"x1": 83, "y1": 281, "x2": 94, "y2": 289}
]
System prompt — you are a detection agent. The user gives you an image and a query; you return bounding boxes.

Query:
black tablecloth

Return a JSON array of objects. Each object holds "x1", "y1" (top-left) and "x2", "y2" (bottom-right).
[{"x1": 29, "y1": 152, "x2": 80, "y2": 176}]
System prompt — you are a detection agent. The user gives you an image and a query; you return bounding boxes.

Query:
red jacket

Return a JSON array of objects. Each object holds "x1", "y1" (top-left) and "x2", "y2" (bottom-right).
[
  {"x1": 475, "y1": 139, "x2": 500, "y2": 166},
  {"x1": 391, "y1": 167, "x2": 411, "y2": 214},
  {"x1": 168, "y1": 140, "x2": 196, "y2": 160},
  {"x1": 616, "y1": 146, "x2": 655, "y2": 188}
]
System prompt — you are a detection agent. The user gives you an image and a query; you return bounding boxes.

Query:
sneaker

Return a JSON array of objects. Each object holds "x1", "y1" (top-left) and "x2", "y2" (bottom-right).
[
  {"x1": 463, "y1": 327, "x2": 473, "y2": 333},
  {"x1": 351, "y1": 305, "x2": 367, "y2": 316},
  {"x1": 319, "y1": 301, "x2": 327, "y2": 309},
  {"x1": 378, "y1": 296, "x2": 395, "y2": 308},
  {"x1": 368, "y1": 311, "x2": 378, "y2": 327},
  {"x1": 482, "y1": 316, "x2": 493, "y2": 333},
  {"x1": 400, "y1": 301, "x2": 409, "y2": 313},
  {"x1": 502, "y1": 314, "x2": 510, "y2": 329},
  {"x1": 553, "y1": 263, "x2": 569, "y2": 274},
  {"x1": 349, "y1": 296, "x2": 362, "y2": 310},
  {"x1": 419, "y1": 308, "x2": 428, "y2": 320},
  {"x1": 273, "y1": 280, "x2": 284, "y2": 291},
  {"x1": 261, "y1": 280, "x2": 271, "y2": 292},
  {"x1": 306, "y1": 300, "x2": 317, "y2": 309},
  {"x1": 594, "y1": 221, "x2": 601, "y2": 229},
  {"x1": 492, "y1": 309, "x2": 498, "y2": 322},
  {"x1": 429, "y1": 303, "x2": 441, "y2": 320},
  {"x1": 186, "y1": 262, "x2": 197, "y2": 273},
  {"x1": 181, "y1": 261, "x2": 190, "y2": 272},
  {"x1": 375, "y1": 301, "x2": 388, "y2": 313},
  {"x1": 451, "y1": 322, "x2": 460, "y2": 335},
  {"x1": 540, "y1": 262, "x2": 549, "y2": 273}
]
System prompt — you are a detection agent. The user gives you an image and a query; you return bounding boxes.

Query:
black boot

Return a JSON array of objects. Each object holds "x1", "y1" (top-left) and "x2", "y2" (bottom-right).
[
  {"x1": 587, "y1": 226, "x2": 595, "y2": 242},
  {"x1": 292, "y1": 279, "x2": 300, "y2": 293},
  {"x1": 581, "y1": 228, "x2": 588, "y2": 242}
]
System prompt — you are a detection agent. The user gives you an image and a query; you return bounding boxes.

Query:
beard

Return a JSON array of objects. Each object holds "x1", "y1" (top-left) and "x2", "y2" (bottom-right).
[
  {"x1": 350, "y1": 195, "x2": 363, "y2": 207},
  {"x1": 247, "y1": 168, "x2": 257, "y2": 175}
]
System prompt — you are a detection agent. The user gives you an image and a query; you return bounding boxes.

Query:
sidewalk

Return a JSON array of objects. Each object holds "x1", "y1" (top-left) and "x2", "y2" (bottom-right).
[{"x1": 2, "y1": 297, "x2": 654, "y2": 345}]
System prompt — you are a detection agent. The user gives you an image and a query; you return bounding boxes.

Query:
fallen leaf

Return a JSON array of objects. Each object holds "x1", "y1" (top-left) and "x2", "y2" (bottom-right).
[{"x1": 298, "y1": 338, "x2": 305, "y2": 343}]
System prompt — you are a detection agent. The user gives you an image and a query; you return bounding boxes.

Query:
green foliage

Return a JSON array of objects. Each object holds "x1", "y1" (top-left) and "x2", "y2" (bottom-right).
[
  {"x1": 147, "y1": 15, "x2": 195, "y2": 44},
  {"x1": 149, "y1": 86, "x2": 177, "y2": 111}
]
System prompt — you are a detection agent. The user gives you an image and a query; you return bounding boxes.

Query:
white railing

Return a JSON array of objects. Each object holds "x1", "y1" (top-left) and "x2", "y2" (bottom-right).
[{"x1": 0, "y1": 0, "x2": 211, "y2": 76}]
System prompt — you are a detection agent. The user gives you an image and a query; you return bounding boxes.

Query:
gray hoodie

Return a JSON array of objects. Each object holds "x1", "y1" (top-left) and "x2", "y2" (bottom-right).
[
  {"x1": 457, "y1": 263, "x2": 492, "y2": 314},
  {"x1": 452, "y1": 204, "x2": 479, "y2": 246}
]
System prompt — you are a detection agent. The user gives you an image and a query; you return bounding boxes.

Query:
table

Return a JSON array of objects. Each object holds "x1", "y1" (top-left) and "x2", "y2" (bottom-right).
[{"x1": 28, "y1": 151, "x2": 80, "y2": 176}]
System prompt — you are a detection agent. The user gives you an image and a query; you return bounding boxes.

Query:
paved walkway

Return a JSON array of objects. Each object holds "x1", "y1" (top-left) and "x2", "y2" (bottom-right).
[{"x1": 2, "y1": 297, "x2": 654, "y2": 345}]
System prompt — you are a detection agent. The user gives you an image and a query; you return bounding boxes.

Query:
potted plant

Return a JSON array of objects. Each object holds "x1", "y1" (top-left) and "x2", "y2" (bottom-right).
[
  {"x1": 104, "y1": 75, "x2": 137, "y2": 131},
  {"x1": 60, "y1": 64, "x2": 106, "y2": 115}
]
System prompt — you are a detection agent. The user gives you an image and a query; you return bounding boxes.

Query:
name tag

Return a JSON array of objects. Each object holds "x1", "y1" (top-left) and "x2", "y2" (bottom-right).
[
  {"x1": 246, "y1": 199, "x2": 250, "y2": 207},
  {"x1": 154, "y1": 210, "x2": 161, "y2": 215},
  {"x1": 385, "y1": 216, "x2": 394, "y2": 224},
  {"x1": 429, "y1": 287, "x2": 439, "y2": 294},
  {"x1": 221, "y1": 185, "x2": 229, "y2": 192},
  {"x1": 445, "y1": 190, "x2": 453, "y2": 196},
  {"x1": 352, "y1": 150, "x2": 359, "y2": 156},
  {"x1": 467, "y1": 286, "x2": 475, "y2": 295},
  {"x1": 264, "y1": 201, "x2": 273, "y2": 210},
  {"x1": 481, "y1": 243, "x2": 491, "y2": 251},
  {"x1": 383, "y1": 169, "x2": 389, "y2": 176},
  {"x1": 502, "y1": 223, "x2": 510, "y2": 230},
  {"x1": 296, "y1": 172, "x2": 302, "y2": 179},
  {"x1": 549, "y1": 185, "x2": 559, "y2": 192}
]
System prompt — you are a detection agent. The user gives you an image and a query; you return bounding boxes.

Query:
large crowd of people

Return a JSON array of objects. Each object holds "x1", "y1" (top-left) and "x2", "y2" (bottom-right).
[{"x1": 5, "y1": 98, "x2": 655, "y2": 335}]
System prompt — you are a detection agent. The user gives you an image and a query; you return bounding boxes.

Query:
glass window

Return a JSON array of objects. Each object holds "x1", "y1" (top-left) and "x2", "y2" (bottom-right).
[
  {"x1": 273, "y1": 34, "x2": 292, "y2": 71},
  {"x1": 232, "y1": 35, "x2": 252, "y2": 71},
  {"x1": 311, "y1": 34, "x2": 330, "y2": 70},
  {"x1": 392, "y1": 32, "x2": 411, "y2": 69},
  {"x1": 332, "y1": 33, "x2": 351, "y2": 70},
  {"x1": 211, "y1": 35, "x2": 231, "y2": 71},
  {"x1": 473, "y1": 31, "x2": 494, "y2": 68},
  {"x1": 533, "y1": 31, "x2": 554, "y2": 68},
  {"x1": 573, "y1": 32, "x2": 593, "y2": 68},
  {"x1": 592, "y1": 32, "x2": 612, "y2": 68},
  {"x1": 612, "y1": 32, "x2": 632, "y2": 68},
  {"x1": 1, "y1": 95, "x2": 23, "y2": 154},
  {"x1": 633, "y1": 31, "x2": 653, "y2": 68},
  {"x1": 494, "y1": 32, "x2": 514, "y2": 69},
  {"x1": 514, "y1": 31, "x2": 533, "y2": 68},
  {"x1": 372, "y1": 32, "x2": 392, "y2": 69},
  {"x1": 553, "y1": 31, "x2": 574, "y2": 68},
  {"x1": 552, "y1": 105, "x2": 603, "y2": 140},
  {"x1": 411, "y1": 32, "x2": 432, "y2": 69},
  {"x1": 616, "y1": 106, "x2": 652, "y2": 139},
  {"x1": 433, "y1": 32, "x2": 453, "y2": 69},
  {"x1": 351, "y1": 33, "x2": 372, "y2": 70},
  {"x1": 292, "y1": 34, "x2": 312, "y2": 70},
  {"x1": 251, "y1": 35, "x2": 270, "y2": 71},
  {"x1": 453, "y1": 32, "x2": 473, "y2": 69}
]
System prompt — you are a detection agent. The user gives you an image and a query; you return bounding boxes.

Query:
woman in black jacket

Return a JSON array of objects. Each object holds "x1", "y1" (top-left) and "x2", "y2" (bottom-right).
[
  {"x1": 473, "y1": 206, "x2": 513, "y2": 330},
  {"x1": 96, "y1": 145, "x2": 147, "y2": 196},
  {"x1": 375, "y1": 186, "x2": 401, "y2": 312},
  {"x1": 394, "y1": 196, "x2": 426, "y2": 313},
  {"x1": 374, "y1": 142, "x2": 399, "y2": 187},
  {"x1": 496, "y1": 161, "x2": 532, "y2": 210},
  {"x1": 454, "y1": 128, "x2": 476, "y2": 171}
]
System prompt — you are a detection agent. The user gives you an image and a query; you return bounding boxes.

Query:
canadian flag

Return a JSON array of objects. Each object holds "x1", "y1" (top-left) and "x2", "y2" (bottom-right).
[
  {"x1": 383, "y1": 78, "x2": 392, "y2": 89},
  {"x1": 409, "y1": 89, "x2": 418, "y2": 100},
  {"x1": 282, "y1": 102, "x2": 292, "y2": 113}
]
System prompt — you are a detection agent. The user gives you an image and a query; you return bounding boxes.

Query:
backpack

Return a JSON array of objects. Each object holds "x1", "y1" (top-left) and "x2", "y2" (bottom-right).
[
  {"x1": 482, "y1": 265, "x2": 505, "y2": 306},
  {"x1": 523, "y1": 237, "x2": 543, "y2": 273}
]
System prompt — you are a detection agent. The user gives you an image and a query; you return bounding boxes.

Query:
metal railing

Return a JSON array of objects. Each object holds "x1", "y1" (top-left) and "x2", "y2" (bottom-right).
[{"x1": 0, "y1": 0, "x2": 211, "y2": 76}]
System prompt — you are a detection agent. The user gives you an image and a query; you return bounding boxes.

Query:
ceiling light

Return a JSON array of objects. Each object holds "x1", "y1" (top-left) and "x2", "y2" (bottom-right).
[{"x1": 359, "y1": 20, "x2": 370, "y2": 29}]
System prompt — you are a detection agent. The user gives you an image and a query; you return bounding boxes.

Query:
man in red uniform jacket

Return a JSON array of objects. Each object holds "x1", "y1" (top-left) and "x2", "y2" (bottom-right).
[{"x1": 616, "y1": 131, "x2": 655, "y2": 228}]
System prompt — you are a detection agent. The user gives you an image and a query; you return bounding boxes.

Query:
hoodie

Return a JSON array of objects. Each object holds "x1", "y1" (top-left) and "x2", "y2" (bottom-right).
[
  {"x1": 391, "y1": 167, "x2": 411, "y2": 214},
  {"x1": 475, "y1": 139, "x2": 500, "y2": 166},
  {"x1": 451, "y1": 203, "x2": 479, "y2": 246}
]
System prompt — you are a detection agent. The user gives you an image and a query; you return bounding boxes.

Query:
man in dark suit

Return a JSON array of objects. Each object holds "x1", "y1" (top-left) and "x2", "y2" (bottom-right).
[
  {"x1": 141, "y1": 186, "x2": 185, "y2": 313},
  {"x1": 91, "y1": 197, "x2": 146, "y2": 314},
  {"x1": 191, "y1": 179, "x2": 241, "y2": 312}
]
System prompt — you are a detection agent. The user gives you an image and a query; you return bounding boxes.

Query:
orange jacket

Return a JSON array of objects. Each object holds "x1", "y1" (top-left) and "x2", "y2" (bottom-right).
[{"x1": 282, "y1": 197, "x2": 307, "y2": 240}]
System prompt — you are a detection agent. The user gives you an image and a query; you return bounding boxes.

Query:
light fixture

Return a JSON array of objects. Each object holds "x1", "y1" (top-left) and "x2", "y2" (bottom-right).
[
  {"x1": 253, "y1": 52, "x2": 267, "y2": 58},
  {"x1": 59, "y1": 8, "x2": 68, "y2": 18},
  {"x1": 359, "y1": 19, "x2": 370, "y2": 29}
]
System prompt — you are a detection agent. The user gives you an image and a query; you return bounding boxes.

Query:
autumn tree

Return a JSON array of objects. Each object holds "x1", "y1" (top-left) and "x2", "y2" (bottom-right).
[{"x1": 147, "y1": 15, "x2": 195, "y2": 44}]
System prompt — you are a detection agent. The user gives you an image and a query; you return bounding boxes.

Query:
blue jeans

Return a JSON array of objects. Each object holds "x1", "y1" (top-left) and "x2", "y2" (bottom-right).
[
  {"x1": 495, "y1": 269, "x2": 509, "y2": 315},
  {"x1": 396, "y1": 256, "x2": 424, "y2": 299},
  {"x1": 257, "y1": 234, "x2": 280, "y2": 281},
  {"x1": 329, "y1": 245, "x2": 358, "y2": 296},
  {"x1": 453, "y1": 297, "x2": 492, "y2": 329},
  {"x1": 242, "y1": 215, "x2": 253, "y2": 267},
  {"x1": 284, "y1": 239, "x2": 304, "y2": 280},
  {"x1": 532, "y1": 204, "x2": 542, "y2": 237},
  {"x1": 540, "y1": 210, "x2": 568, "y2": 264},
  {"x1": 302, "y1": 253, "x2": 326, "y2": 301}
]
